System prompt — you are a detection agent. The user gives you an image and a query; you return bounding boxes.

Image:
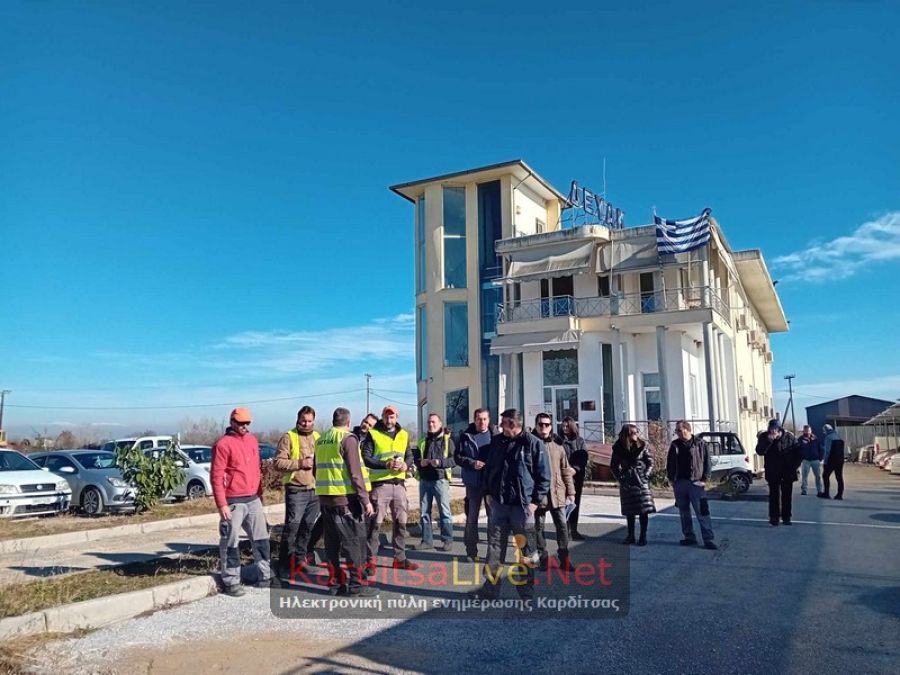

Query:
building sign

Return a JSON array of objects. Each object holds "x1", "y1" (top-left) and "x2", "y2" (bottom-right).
[{"x1": 565, "y1": 180, "x2": 625, "y2": 229}]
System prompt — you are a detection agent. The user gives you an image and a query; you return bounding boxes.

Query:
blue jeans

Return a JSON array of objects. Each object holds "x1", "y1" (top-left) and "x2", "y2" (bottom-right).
[
  {"x1": 419, "y1": 479, "x2": 453, "y2": 545},
  {"x1": 481, "y1": 500, "x2": 536, "y2": 598}
]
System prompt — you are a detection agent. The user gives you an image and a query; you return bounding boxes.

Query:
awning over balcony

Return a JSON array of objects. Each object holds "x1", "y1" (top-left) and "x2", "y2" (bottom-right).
[
  {"x1": 506, "y1": 242, "x2": 594, "y2": 282},
  {"x1": 490, "y1": 329, "x2": 582, "y2": 355},
  {"x1": 596, "y1": 236, "x2": 659, "y2": 273}
]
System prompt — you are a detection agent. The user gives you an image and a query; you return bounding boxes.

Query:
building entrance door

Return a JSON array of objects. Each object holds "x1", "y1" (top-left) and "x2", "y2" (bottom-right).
[{"x1": 544, "y1": 386, "x2": 579, "y2": 424}]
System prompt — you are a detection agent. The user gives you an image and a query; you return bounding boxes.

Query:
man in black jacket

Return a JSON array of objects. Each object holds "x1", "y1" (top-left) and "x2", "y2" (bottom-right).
[
  {"x1": 412, "y1": 414, "x2": 456, "y2": 551},
  {"x1": 477, "y1": 408, "x2": 551, "y2": 600},
  {"x1": 561, "y1": 417, "x2": 589, "y2": 540},
  {"x1": 666, "y1": 420, "x2": 717, "y2": 549},
  {"x1": 755, "y1": 419, "x2": 801, "y2": 526},
  {"x1": 454, "y1": 408, "x2": 496, "y2": 561}
]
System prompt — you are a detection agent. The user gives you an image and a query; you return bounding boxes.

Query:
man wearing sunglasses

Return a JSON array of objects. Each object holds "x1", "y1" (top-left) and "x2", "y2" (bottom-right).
[{"x1": 211, "y1": 407, "x2": 271, "y2": 597}]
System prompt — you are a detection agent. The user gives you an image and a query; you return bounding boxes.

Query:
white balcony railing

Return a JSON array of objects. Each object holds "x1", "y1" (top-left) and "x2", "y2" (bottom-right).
[{"x1": 497, "y1": 287, "x2": 730, "y2": 324}]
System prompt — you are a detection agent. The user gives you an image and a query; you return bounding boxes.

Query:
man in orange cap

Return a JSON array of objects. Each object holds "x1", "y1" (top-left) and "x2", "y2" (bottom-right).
[
  {"x1": 211, "y1": 407, "x2": 271, "y2": 596},
  {"x1": 361, "y1": 404, "x2": 419, "y2": 572}
]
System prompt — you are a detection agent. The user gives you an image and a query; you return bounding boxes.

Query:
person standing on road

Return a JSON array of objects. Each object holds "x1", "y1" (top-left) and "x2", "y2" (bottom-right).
[
  {"x1": 413, "y1": 413, "x2": 456, "y2": 552},
  {"x1": 477, "y1": 408, "x2": 551, "y2": 600},
  {"x1": 797, "y1": 425, "x2": 823, "y2": 496},
  {"x1": 454, "y1": 408, "x2": 496, "y2": 561},
  {"x1": 211, "y1": 407, "x2": 272, "y2": 597},
  {"x1": 315, "y1": 407, "x2": 374, "y2": 596},
  {"x1": 611, "y1": 424, "x2": 656, "y2": 546},
  {"x1": 274, "y1": 406, "x2": 321, "y2": 581},
  {"x1": 821, "y1": 424, "x2": 845, "y2": 500},
  {"x1": 561, "y1": 417, "x2": 588, "y2": 541},
  {"x1": 531, "y1": 412, "x2": 575, "y2": 569},
  {"x1": 755, "y1": 419, "x2": 800, "y2": 526},
  {"x1": 361, "y1": 406, "x2": 419, "y2": 570},
  {"x1": 666, "y1": 420, "x2": 717, "y2": 550}
]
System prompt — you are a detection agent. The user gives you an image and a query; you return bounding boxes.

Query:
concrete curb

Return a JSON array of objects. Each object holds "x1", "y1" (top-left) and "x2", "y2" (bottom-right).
[
  {"x1": 0, "y1": 575, "x2": 218, "y2": 640},
  {"x1": 0, "y1": 504, "x2": 283, "y2": 555}
]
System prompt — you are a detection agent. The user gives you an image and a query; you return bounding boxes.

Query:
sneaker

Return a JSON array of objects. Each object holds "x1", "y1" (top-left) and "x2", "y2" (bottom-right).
[
  {"x1": 392, "y1": 558, "x2": 420, "y2": 570},
  {"x1": 679, "y1": 538, "x2": 698, "y2": 546},
  {"x1": 437, "y1": 541, "x2": 453, "y2": 553},
  {"x1": 414, "y1": 542, "x2": 434, "y2": 551},
  {"x1": 800, "y1": 488, "x2": 807, "y2": 495},
  {"x1": 704, "y1": 541, "x2": 718, "y2": 550},
  {"x1": 222, "y1": 585, "x2": 246, "y2": 597}
]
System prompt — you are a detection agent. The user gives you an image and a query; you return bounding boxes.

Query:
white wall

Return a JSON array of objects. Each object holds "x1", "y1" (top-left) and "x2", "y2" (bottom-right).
[{"x1": 513, "y1": 184, "x2": 548, "y2": 237}]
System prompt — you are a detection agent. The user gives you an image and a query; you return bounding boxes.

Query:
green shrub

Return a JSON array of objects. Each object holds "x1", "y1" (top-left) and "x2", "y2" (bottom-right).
[{"x1": 115, "y1": 442, "x2": 185, "y2": 513}]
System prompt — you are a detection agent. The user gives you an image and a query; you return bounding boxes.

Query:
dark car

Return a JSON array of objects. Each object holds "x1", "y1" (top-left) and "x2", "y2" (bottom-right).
[{"x1": 259, "y1": 444, "x2": 277, "y2": 461}]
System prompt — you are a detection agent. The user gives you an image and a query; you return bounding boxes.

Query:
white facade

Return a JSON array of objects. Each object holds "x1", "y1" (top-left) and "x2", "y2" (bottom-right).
[{"x1": 391, "y1": 160, "x2": 787, "y2": 469}]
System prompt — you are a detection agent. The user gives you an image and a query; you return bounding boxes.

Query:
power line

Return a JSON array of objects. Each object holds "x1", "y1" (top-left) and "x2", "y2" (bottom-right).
[
  {"x1": 5, "y1": 388, "x2": 367, "y2": 411},
  {"x1": 369, "y1": 391, "x2": 417, "y2": 407}
]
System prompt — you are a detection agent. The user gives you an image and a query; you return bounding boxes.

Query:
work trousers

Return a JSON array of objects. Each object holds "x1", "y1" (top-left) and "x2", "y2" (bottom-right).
[
  {"x1": 463, "y1": 484, "x2": 491, "y2": 558},
  {"x1": 367, "y1": 481, "x2": 409, "y2": 561},
  {"x1": 219, "y1": 497, "x2": 271, "y2": 588},
  {"x1": 534, "y1": 505, "x2": 569, "y2": 559},
  {"x1": 322, "y1": 501, "x2": 366, "y2": 592},
  {"x1": 278, "y1": 486, "x2": 319, "y2": 574}
]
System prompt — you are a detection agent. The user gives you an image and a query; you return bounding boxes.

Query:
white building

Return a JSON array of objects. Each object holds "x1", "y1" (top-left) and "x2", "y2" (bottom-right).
[{"x1": 391, "y1": 160, "x2": 787, "y2": 470}]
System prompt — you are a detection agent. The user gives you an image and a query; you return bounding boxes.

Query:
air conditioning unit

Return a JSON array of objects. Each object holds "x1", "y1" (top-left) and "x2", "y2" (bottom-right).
[
  {"x1": 748, "y1": 330, "x2": 758, "y2": 346},
  {"x1": 765, "y1": 351, "x2": 773, "y2": 363},
  {"x1": 751, "y1": 400, "x2": 758, "y2": 413},
  {"x1": 740, "y1": 396, "x2": 749, "y2": 411},
  {"x1": 736, "y1": 314, "x2": 748, "y2": 331}
]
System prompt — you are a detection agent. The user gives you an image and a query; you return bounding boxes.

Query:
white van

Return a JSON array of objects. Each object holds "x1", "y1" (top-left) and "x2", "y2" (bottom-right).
[{"x1": 100, "y1": 436, "x2": 173, "y2": 453}]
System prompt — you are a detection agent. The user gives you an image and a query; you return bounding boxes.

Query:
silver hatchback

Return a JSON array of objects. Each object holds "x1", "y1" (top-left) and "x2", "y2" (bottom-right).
[{"x1": 30, "y1": 450, "x2": 136, "y2": 516}]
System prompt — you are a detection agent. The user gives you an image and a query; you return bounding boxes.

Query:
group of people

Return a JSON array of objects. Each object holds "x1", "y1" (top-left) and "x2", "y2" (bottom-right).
[
  {"x1": 755, "y1": 420, "x2": 846, "y2": 526},
  {"x1": 208, "y1": 404, "x2": 591, "y2": 598}
]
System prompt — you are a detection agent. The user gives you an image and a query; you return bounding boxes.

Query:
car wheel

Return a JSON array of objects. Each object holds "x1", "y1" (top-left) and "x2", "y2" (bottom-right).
[
  {"x1": 729, "y1": 473, "x2": 751, "y2": 494},
  {"x1": 186, "y1": 481, "x2": 207, "y2": 500},
  {"x1": 81, "y1": 487, "x2": 105, "y2": 516}
]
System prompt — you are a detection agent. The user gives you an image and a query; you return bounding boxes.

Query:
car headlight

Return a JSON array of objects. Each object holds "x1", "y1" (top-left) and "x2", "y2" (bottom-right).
[
  {"x1": 0, "y1": 484, "x2": 19, "y2": 495},
  {"x1": 56, "y1": 481, "x2": 70, "y2": 491},
  {"x1": 107, "y1": 477, "x2": 128, "y2": 488}
]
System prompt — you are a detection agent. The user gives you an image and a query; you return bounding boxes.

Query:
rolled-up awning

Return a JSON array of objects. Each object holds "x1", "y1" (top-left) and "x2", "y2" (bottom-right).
[
  {"x1": 506, "y1": 242, "x2": 594, "y2": 282},
  {"x1": 490, "y1": 329, "x2": 582, "y2": 355}
]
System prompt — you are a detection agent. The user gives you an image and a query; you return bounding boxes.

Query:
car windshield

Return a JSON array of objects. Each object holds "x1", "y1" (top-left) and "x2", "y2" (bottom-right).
[
  {"x1": 0, "y1": 451, "x2": 41, "y2": 472},
  {"x1": 73, "y1": 452, "x2": 118, "y2": 470},
  {"x1": 184, "y1": 447, "x2": 212, "y2": 463}
]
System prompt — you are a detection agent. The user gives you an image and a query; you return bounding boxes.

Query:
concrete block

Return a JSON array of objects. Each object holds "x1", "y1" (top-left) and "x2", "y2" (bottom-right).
[
  {"x1": 83, "y1": 524, "x2": 140, "y2": 542},
  {"x1": 140, "y1": 515, "x2": 194, "y2": 534},
  {"x1": 0, "y1": 611, "x2": 47, "y2": 640},
  {"x1": 0, "y1": 529, "x2": 89, "y2": 554},
  {"x1": 152, "y1": 576, "x2": 217, "y2": 608},
  {"x1": 43, "y1": 588, "x2": 155, "y2": 633}
]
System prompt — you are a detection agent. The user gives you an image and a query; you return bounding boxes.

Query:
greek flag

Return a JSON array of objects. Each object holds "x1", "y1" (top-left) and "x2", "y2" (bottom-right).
[{"x1": 654, "y1": 208, "x2": 712, "y2": 254}]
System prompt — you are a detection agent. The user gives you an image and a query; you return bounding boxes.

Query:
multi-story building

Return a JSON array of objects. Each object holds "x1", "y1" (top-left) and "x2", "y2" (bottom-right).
[{"x1": 391, "y1": 160, "x2": 787, "y2": 470}]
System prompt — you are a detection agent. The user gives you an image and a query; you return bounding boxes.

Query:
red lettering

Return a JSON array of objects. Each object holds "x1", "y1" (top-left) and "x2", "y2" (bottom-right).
[
  {"x1": 597, "y1": 557, "x2": 613, "y2": 586},
  {"x1": 574, "y1": 563, "x2": 595, "y2": 586},
  {"x1": 544, "y1": 557, "x2": 571, "y2": 586},
  {"x1": 427, "y1": 563, "x2": 449, "y2": 588}
]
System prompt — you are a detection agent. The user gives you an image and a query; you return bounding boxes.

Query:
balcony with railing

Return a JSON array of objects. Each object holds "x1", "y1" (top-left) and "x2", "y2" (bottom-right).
[{"x1": 497, "y1": 286, "x2": 729, "y2": 324}]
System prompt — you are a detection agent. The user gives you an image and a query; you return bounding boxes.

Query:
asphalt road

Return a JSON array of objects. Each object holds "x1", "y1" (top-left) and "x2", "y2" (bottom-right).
[{"x1": 31, "y1": 464, "x2": 900, "y2": 674}]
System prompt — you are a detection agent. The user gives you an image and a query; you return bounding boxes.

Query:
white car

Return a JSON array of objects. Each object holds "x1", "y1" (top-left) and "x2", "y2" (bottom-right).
[
  {"x1": 143, "y1": 447, "x2": 212, "y2": 501},
  {"x1": 100, "y1": 435, "x2": 173, "y2": 453},
  {"x1": 889, "y1": 452, "x2": 900, "y2": 475},
  {"x1": 0, "y1": 450, "x2": 72, "y2": 518}
]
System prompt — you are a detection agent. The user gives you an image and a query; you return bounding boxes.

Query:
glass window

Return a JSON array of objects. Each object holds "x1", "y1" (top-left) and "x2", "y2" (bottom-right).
[
  {"x1": 480, "y1": 284, "x2": 502, "y2": 338},
  {"x1": 446, "y1": 388, "x2": 469, "y2": 435},
  {"x1": 444, "y1": 302, "x2": 469, "y2": 367},
  {"x1": 0, "y1": 451, "x2": 41, "y2": 471},
  {"x1": 416, "y1": 196, "x2": 426, "y2": 294},
  {"x1": 601, "y1": 343, "x2": 615, "y2": 423},
  {"x1": 642, "y1": 372, "x2": 661, "y2": 420},
  {"x1": 74, "y1": 452, "x2": 117, "y2": 469},
  {"x1": 543, "y1": 349, "x2": 578, "y2": 386},
  {"x1": 481, "y1": 347, "x2": 499, "y2": 421},
  {"x1": 478, "y1": 181, "x2": 502, "y2": 280},
  {"x1": 44, "y1": 455, "x2": 78, "y2": 472},
  {"x1": 416, "y1": 306, "x2": 427, "y2": 381},
  {"x1": 443, "y1": 187, "x2": 467, "y2": 288}
]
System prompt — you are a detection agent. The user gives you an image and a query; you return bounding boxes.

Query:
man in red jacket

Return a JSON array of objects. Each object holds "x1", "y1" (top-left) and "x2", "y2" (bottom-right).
[{"x1": 211, "y1": 407, "x2": 271, "y2": 597}]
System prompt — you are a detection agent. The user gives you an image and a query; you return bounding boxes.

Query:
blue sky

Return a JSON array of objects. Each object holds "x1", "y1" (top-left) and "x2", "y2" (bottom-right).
[{"x1": 1, "y1": 1, "x2": 897, "y2": 439}]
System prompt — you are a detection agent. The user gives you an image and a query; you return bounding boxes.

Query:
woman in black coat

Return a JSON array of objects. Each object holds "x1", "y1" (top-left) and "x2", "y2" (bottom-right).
[{"x1": 610, "y1": 424, "x2": 656, "y2": 546}]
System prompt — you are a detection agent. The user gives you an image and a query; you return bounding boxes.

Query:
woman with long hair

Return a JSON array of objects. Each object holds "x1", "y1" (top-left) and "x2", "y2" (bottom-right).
[{"x1": 610, "y1": 424, "x2": 656, "y2": 545}]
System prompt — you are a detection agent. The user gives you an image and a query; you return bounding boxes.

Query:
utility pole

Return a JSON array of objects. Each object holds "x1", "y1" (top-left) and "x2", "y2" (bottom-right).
[
  {"x1": 783, "y1": 375, "x2": 796, "y2": 431},
  {"x1": 364, "y1": 374, "x2": 372, "y2": 415},
  {"x1": 0, "y1": 390, "x2": 10, "y2": 445}
]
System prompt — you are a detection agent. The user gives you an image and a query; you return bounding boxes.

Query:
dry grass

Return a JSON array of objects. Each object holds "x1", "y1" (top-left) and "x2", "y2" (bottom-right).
[
  {"x1": 0, "y1": 488, "x2": 283, "y2": 542},
  {"x1": 0, "y1": 632, "x2": 76, "y2": 675}
]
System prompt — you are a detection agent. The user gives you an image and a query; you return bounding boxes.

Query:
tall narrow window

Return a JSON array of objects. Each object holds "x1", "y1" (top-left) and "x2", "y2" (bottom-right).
[
  {"x1": 444, "y1": 302, "x2": 469, "y2": 367},
  {"x1": 477, "y1": 181, "x2": 502, "y2": 280},
  {"x1": 416, "y1": 196, "x2": 426, "y2": 294},
  {"x1": 643, "y1": 373, "x2": 661, "y2": 420},
  {"x1": 601, "y1": 342, "x2": 615, "y2": 424},
  {"x1": 598, "y1": 275, "x2": 611, "y2": 297},
  {"x1": 446, "y1": 388, "x2": 469, "y2": 435},
  {"x1": 443, "y1": 187, "x2": 466, "y2": 288},
  {"x1": 416, "y1": 306, "x2": 427, "y2": 381}
]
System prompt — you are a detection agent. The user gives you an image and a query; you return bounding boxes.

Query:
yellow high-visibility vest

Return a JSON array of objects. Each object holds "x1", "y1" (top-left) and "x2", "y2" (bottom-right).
[
  {"x1": 368, "y1": 427, "x2": 409, "y2": 483},
  {"x1": 282, "y1": 429, "x2": 321, "y2": 485},
  {"x1": 314, "y1": 427, "x2": 371, "y2": 496}
]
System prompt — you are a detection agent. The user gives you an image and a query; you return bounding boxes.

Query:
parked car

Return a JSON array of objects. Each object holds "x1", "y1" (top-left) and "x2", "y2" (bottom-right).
[
  {"x1": 877, "y1": 451, "x2": 898, "y2": 471},
  {"x1": 100, "y1": 436, "x2": 173, "y2": 453},
  {"x1": 259, "y1": 443, "x2": 277, "y2": 461},
  {"x1": 143, "y1": 447, "x2": 212, "y2": 501},
  {"x1": 698, "y1": 431, "x2": 754, "y2": 493},
  {"x1": 181, "y1": 445, "x2": 212, "y2": 469},
  {"x1": 0, "y1": 449, "x2": 72, "y2": 518},
  {"x1": 890, "y1": 452, "x2": 900, "y2": 475},
  {"x1": 30, "y1": 450, "x2": 136, "y2": 515}
]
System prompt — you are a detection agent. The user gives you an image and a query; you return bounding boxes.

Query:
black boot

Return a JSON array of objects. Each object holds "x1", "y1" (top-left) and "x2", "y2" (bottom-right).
[{"x1": 557, "y1": 549, "x2": 571, "y2": 570}]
